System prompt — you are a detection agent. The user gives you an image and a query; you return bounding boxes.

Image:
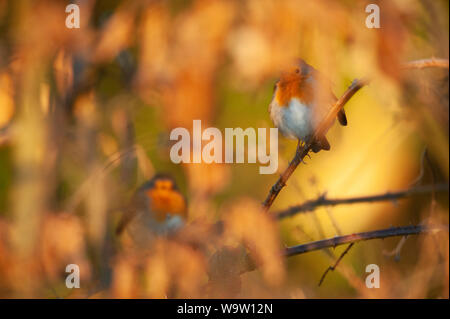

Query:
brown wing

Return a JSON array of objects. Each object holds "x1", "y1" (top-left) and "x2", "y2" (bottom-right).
[
  {"x1": 116, "y1": 209, "x2": 134, "y2": 235},
  {"x1": 303, "y1": 61, "x2": 347, "y2": 126},
  {"x1": 320, "y1": 73, "x2": 347, "y2": 127},
  {"x1": 116, "y1": 192, "x2": 146, "y2": 235},
  {"x1": 269, "y1": 81, "x2": 279, "y2": 113}
]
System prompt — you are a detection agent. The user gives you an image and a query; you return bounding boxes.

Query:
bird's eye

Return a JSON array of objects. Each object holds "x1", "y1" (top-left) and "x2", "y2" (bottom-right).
[{"x1": 295, "y1": 68, "x2": 300, "y2": 74}]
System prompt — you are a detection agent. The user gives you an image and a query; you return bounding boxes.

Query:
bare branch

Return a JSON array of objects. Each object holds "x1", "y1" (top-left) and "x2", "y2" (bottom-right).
[
  {"x1": 285, "y1": 224, "x2": 449, "y2": 257},
  {"x1": 239, "y1": 224, "x2": 448, "y2": 275},
  {"x1": 318, "y1": 243, "x2": 354, "y2": 286},
  {"x1": 276, "y1": 183, "x2": 449, "y2": 219},
  {"x1": 402, "y1": 58, "x2": 449, "y2": 69}
]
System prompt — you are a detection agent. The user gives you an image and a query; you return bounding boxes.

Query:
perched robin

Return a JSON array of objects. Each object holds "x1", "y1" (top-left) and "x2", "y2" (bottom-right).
[
  {"x1": 116, "y1": 174, "x2": 187, "y2": 244},
  {"x1": 269, "y1": 59, "x2": 347, "y2": 152}
]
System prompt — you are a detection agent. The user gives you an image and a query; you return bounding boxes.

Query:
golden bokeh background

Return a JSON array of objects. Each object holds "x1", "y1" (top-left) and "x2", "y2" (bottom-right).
[{"x1": 0, "y1": 0, "x2": 448, "y2": 298}]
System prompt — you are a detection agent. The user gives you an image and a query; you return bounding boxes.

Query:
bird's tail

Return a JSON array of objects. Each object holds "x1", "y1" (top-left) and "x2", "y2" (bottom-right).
[
  {"x1": 337, "y1": 109, "x2": 347, "y2": 126},
  {"x1": 311, "y1": 135, "x2": 331, "y2": 153}
]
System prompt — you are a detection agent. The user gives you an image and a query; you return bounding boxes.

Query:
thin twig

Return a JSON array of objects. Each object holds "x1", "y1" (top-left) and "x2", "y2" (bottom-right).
[
  {"x1": 326, "y1": 207, "x2": 342, "y2": 236},
  {"x1": 310, "y1": 212, "x2": 326, "y2": 240},
  {"x1": 318, "y1": 243, "x2": 354, "y2": 286},
  {"x1": 408, "y1": 147, "x2": 428, "y2": 186},
  {"x1": 383, "y1": 236, "x2": 408, "y2": 260},
  {"x1": 285, "y1": 224, "x2": 448, "y2": 257},
  {"x1": 294, "y1": 225, "x2": 364, "y2": 290},
  {"x1": 275, "y1": 183, "x2": 449, "y2": 219}
]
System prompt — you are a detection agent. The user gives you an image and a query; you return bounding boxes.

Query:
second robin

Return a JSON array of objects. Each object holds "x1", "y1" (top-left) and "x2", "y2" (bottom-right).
[{"x1": 116, "y1": 174, "x2": 187, "y2": 245}]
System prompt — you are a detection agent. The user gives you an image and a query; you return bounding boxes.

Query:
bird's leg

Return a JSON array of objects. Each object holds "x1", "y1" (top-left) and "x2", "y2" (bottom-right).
[
  {"x1": 295, "y1": 139, "x2": 313, "y2": 164},
  {"x1": 296, "y1": 140, "x2": 307, "y2": 164},
  {"x1": 296, "y1": 139, "x2": 302, "y2": 154}
]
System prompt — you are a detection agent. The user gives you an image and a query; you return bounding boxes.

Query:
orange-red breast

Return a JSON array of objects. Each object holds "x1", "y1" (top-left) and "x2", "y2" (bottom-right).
[
  {"x1": 116, "y1": 174, "x2": 187, "y2": 244},
  {"x1": 269, "y1": 59, "x2": 347, "y2": 152}
]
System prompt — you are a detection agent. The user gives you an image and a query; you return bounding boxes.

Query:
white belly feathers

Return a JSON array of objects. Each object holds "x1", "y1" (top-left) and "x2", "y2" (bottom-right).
[{"x1": 270, "y1": 97, "x2": 313, "y2": 141}]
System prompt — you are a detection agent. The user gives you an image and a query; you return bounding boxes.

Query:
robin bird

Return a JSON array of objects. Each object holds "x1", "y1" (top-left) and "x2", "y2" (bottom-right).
[
  {"x1": 269, "y1": 59, "x2": 347, "y2": 152},
  {"x1": 116, "y1": 174, "x2": 187, "y2": 245}
]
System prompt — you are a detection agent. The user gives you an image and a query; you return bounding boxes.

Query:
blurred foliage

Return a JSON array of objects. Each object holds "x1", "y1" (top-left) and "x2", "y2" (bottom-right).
[{"x1": 0, "y1": 0, "x2": 448, "y2": 298}]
